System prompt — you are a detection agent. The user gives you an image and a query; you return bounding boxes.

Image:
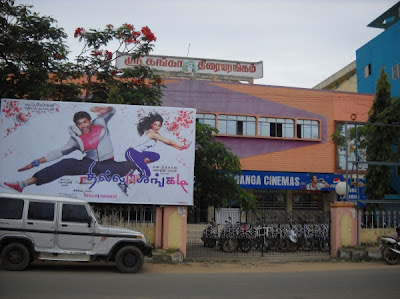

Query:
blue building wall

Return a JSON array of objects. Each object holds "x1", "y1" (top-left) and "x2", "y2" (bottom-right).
[
  {"x1": 356, "y1": 20, "x2": 400, "y2": 98},
  {"x1": 356, "y1": 5, "x2": 400, "y2": 196}
]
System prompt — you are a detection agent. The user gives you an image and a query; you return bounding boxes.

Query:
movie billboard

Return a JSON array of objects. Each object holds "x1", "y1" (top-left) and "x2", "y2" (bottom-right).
[{"x1": 0, "y1": 99, "x2": 196, "y2": 205}]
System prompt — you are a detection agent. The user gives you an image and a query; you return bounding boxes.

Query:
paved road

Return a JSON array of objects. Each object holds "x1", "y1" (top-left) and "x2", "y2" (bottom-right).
[{"x1": 1, "y1": 262, "x2": 400, "y2": 298}]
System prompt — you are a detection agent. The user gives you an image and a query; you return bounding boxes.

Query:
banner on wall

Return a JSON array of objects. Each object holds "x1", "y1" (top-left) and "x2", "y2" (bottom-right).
[
  {"x1": 235, "y1": 171, "x2": 367, "y2": 200},
  {"x1": 0, "y1": 99, "x2": 196, "y2": 205}
]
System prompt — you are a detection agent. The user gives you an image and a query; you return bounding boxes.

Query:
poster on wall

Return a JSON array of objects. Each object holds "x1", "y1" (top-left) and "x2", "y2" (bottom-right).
[{"x1": 0, "y1": 99, "x2": 196, "y2": 205}]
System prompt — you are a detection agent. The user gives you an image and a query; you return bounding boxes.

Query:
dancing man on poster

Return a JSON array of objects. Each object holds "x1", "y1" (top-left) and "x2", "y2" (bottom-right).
[{"x1": 4, "y1": 106, "x2": 135, "y2": 193}]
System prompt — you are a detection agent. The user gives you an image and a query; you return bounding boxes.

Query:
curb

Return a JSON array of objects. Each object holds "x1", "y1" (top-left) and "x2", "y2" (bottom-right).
[{"x1": 338, "y1": 246, "x2": 382, "y2": 261}]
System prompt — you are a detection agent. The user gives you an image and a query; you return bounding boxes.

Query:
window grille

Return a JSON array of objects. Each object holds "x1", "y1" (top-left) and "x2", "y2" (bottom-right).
[
  {"x1": 297, "y1": 120, "x2": 319, "y2": 139},
  {"x1": 254, "y1": 190, "x2": 286, "y2": 210},
  {"x1": 218, "y1": 115, "x2": 256, "y2": 136},
  {"x1": 196, "y1": 113, "x2": 216, "y2": 127},
  {"x1": 258, "y1": 117, "x2": 294, "y2": 138}
]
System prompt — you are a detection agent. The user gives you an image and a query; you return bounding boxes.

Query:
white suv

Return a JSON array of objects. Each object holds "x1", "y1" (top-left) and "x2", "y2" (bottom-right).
[{"x1": 0, "y1": 192, "x2": 152, "y2": 273}]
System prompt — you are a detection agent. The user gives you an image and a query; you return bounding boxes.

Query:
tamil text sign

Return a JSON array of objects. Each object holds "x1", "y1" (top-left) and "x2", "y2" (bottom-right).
[{"x1": 115, "y1": 54, "x2": 263, "y2": 79}]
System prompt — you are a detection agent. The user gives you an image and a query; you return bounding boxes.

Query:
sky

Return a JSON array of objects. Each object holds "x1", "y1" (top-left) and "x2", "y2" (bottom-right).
[{"x1": 16, "y1": 0, "x2": 399, "y2": 89}]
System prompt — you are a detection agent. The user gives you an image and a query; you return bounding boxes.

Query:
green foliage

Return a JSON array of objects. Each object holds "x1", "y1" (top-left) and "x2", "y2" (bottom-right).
[
  {"x1": 73, "y1": 23, "x2": 163, "y2": 105},
  {"x1": 368, "y1": 69, "x2": 392, "y2": 123},
  {"x1": 330, "y1": 69, "x2": 399, "y2": 200},
  {"x1": 331, "y1": 124, "x2": 368, "y2": 151},
  {"x1": 365, "y1": 69, "x2": 399, "y2": 199},
  {"x1": 1, "y1": 0, "x2": 255, "y2": 215},
  {"x1": 194, "y1": 123, "x2": 257, "y2": 211},
  {"x1": 0, "y1": 0, "x2": 163, "y2": 105},
  {"x1": 331, "y1": 126, "x2": 345, "y2": 150},
  {"x1": 0, "y1": 0, "x2": 81, "y2": 100}
]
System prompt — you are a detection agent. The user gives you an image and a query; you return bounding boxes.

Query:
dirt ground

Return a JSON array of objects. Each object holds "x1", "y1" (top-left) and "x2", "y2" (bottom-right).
[{"x1": 141, "y1": 259, "x2": 400, "y2": 274}]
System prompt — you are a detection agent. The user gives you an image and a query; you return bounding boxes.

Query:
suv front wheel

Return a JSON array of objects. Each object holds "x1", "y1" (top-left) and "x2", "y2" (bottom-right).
[
  {"x1": 1, "y1": 243, "x2": 31, "y2": 271},
  {"x1": 115, "y1": 246, "x2": 144, "y2": 273}
]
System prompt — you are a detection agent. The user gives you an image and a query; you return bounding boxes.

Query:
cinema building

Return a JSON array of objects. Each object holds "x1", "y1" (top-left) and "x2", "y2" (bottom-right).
[{"x1": 117, "y1": 54, "x2": 374, "y2": 222}]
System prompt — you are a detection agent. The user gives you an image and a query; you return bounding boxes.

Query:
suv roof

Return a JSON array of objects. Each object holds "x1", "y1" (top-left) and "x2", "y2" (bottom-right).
[{"x1": 0, "y1": 192, "x2": 87, "y2": 204}]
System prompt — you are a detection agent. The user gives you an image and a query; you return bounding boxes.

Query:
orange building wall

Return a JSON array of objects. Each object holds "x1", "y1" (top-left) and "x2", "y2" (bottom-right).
[{"x1": 210, "y1": 83, "x2": 374, "y2": 174}]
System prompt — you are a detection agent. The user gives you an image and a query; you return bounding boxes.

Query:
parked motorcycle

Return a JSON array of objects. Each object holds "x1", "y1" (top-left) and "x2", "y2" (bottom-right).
[
  {"x1": 378, "y1": 235, "x2": 400, "y2": 265},
  {"x1": 287, "y1": 228, "x2": 299, "y2": 252},
  {"x1": 219, "y1": 217, "x2": 239, "y2": 253},
  {"x1": 201, "y1": 220, "x2": 218, "y2": 248},
  {"x1": 298, "y1": 224, "x2": 315, "y2": 251},
  {"x1": 274, "y1": 224, "x2": 293, "y2": 252},
  {"x1": 237, "y1": 224, "x2": 253, "y2": 253},
  {"x1": 315, "y1": 223, "x2": 330, "y2": 252}
]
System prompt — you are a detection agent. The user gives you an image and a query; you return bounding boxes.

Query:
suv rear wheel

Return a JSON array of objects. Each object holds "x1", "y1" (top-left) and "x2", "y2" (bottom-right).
[
  {"x1": 1, "y1": 243, "x2": 31, "y2": 271},
  {"x1": 115, "y1": 246, "x2": 144, "y2": 273}
]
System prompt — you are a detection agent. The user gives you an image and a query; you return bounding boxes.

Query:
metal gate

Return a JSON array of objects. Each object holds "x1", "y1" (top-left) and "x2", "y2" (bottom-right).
[{"x1": 187, "y1": 210, "x2": 330, "y2": 259}]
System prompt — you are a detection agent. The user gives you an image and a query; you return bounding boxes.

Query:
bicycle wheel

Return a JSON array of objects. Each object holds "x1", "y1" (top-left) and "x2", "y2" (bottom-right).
[
  {"x1": 260, "y1": 239, "x2": 271, "y2": 253},
  {"x1": 222, "y1": 239, "x2": 238, "y2": 253},
  {"x1": 275, "y1": 238, "x2": 288, "y2": 252},
  {"x1": 204, "y1": 239, "x2": 217, "y2": 248},
  {"x1": 319, "y1": 238, "x2": 330, "y2": 252},
  {"x1": 239, "y1": 239, "x2": 252, "y2": 253},
  {"x1": 288, "y1": 241, "x2": 298, "y2": 252},
  {"x1": 301, "y1": 238, "x2": 315, "y2": 252}
]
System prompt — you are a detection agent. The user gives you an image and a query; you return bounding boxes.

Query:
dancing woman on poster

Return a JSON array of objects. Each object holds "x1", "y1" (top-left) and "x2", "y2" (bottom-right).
[{"x1": 119, "y1": 112, "x2": 188, "y2": 194}]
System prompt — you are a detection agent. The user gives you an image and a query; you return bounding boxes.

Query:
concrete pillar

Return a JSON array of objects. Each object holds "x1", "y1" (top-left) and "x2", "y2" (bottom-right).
[
  {"x1": 154, "y1": 206, "x2": 188, "y2": 257},
  {"x1": 330, "y1": 201, "x2": 358, "y2": 257}
]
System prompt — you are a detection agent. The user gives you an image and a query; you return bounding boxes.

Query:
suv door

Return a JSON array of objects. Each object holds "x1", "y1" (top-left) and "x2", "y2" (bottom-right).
[
  {"x1": 25, "y1": 201, "x2": 56, "y2": 249},
  {"x1": 56, "y1": 202, "x2": 94, "y2": 251},
  {"x1": 0, "y1": 196, "x2": 25, "y2": 236}
]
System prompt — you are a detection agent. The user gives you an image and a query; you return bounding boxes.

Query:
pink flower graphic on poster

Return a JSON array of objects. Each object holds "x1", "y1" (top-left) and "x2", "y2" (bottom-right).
[
  {"x1": 1, "y1": 99, "x2": 60, "y2": 137},
  {"x1": 1, "y1": 100, "x2": 31, "y2": 137},
  {"x1": 163, "y1": 110, "x2": 194, "y2": 147}
]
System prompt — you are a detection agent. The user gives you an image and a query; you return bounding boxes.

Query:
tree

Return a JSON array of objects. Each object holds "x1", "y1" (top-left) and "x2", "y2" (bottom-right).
[
  {"x1": 332, "y1": 69, "x2": 400, "y2": 201},
  {"x1": 193, "y1": 122, "x2": 257, "y2": 219},
  {"x1": 72, "y1": 23, "x2": 163, "y2": 105},
  {"x1": 1, "y1": 0, "x2": 256, "y2": 217},
  {"x1": 0, "y1": 0, "x2": 80, "y2": 101},
  {"x1": 0, "y1": 0, "x2": 163, "y2": 105},
  {"x1": 364, "y1": 68, "x2": 399, "y2": 199}
]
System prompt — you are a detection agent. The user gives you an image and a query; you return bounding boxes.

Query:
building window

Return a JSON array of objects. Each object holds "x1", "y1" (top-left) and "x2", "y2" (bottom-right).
[
  {"x1": 254, "y1": 190, "x2": 286, "y2": 210},
  {"x1": 364, "y1": 64, "x2": 371, "y2": 78},
  {"x1": 218, "y1": 115, "x2": 256, "y2": 136},
  {"x1": 297, "y1": 120, "x2": 319, "y2": 139},
  {"x1": 292, "y1": 192, "x2": 323, "y2": 210},
  {"x1": 258, "y1": 117, "x2": 294, "y2": 138},
  {"x1": 197, "y1": 113, "x2": 320, "y2": 140},
  {"x1": 392, "y1": 63, "x2": 400, "y2": 80},
  {"x1": 335, "y1": 123, "x2": 367, "y2": 171},
  {"x1": 196, "y1": 113, "x2": 216, "y2": 127}
]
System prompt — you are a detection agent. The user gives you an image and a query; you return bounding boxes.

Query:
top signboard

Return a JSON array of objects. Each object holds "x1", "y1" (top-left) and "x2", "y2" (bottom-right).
[
  {"x1": 0, "y1": 99, "x2": 196, "y2": 205},
  {"x1": 115, "y1": 54, "x2": 263, "y2": 80}
]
